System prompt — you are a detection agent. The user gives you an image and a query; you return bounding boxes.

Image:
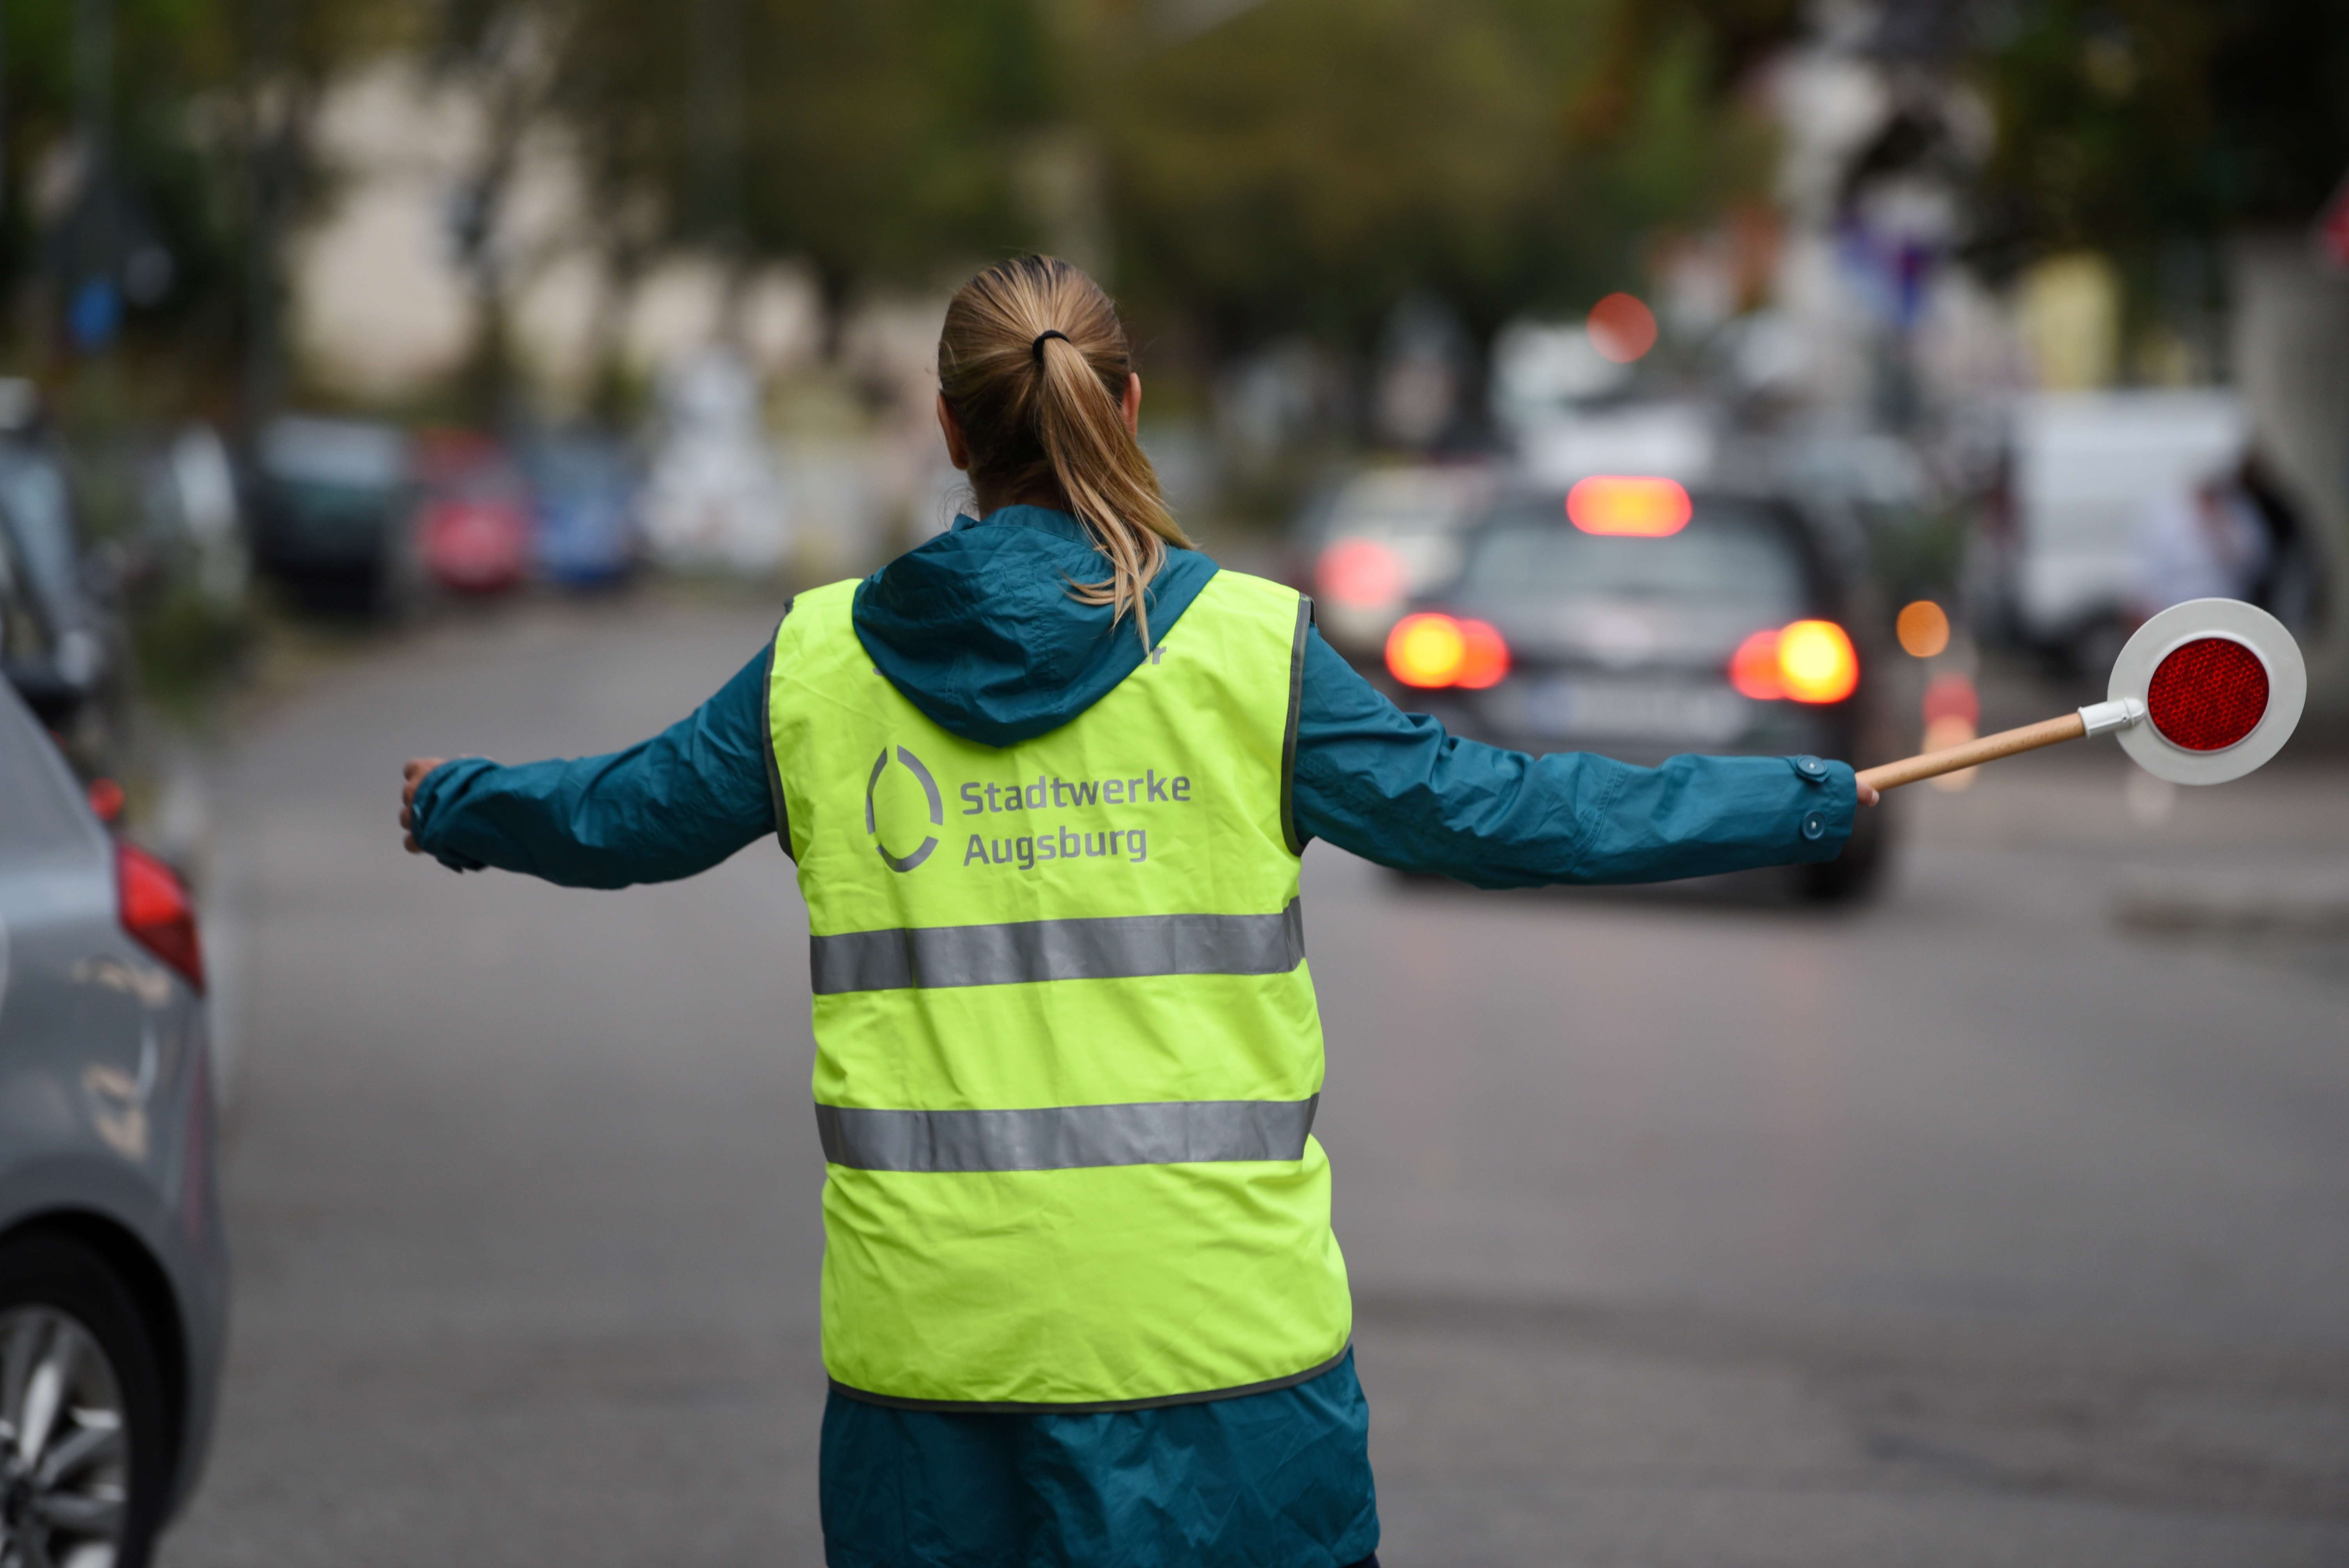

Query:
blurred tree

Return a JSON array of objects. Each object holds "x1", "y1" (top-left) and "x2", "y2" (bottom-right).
[
  {"x1": 428, "y1": 0, "x2": 577, "y2": 423},
  {"x1": 0, "y1": 0, "x2": 405, "y2": 424},
  {"x1": 544, "y1": 0, "x2": 1059, "y2": 307},
  {"x1": 1565, "y1": 0, "x2": 1803, "y2": 143},
  {"x1": 1078, "y1": 0, "x2": 1785, "y2": 355},
  {"x1": 1970, "y1": 0, "x2": 2349, "y2": 266},
  {"x1": 473, "y1": 0, "x2": 1791, "y2": 380}
]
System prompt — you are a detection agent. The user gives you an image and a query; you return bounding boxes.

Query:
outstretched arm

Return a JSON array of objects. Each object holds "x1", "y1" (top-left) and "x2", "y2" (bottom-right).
[
  {"x1": 1290, "y1": 626, "x2": 1871, "y2": 888},
  {"x1": 398, "y1": 642, "x2": 781, "y2": 889}
]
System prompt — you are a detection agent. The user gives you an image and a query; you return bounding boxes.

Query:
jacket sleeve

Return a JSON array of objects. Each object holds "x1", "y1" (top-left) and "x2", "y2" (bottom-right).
[
  {"x1": 1288, "y1": 625, "x2": 1855, "y2": 888},
  {"x1": 408, "y1": 640, "x2": 782, "y2": 889}
]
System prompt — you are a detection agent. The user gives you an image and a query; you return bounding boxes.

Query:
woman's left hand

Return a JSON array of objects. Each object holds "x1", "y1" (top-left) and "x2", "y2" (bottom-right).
[{"x1": 401, "y1": 757, "x2": 447, "y2": 854}]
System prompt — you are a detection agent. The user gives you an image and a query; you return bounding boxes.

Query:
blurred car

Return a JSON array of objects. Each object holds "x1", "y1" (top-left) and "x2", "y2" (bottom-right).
[
  {"x1": 0, "y1": 399, "x2": 128, "y2": 762},
  {"x1": 523, "y1": 431, "x2": 640, "y2": 587},
  {"x1": 1299, "y1": 465, "x2": 1498, "y2": 661},
  {"x1": 0, "y1": 676, "x2": 228, "y2": 1567},
  {"x1": 1514, "y1": 401, "x2": 1717, "y2": 492},
  {"x1": 412, "y1": 431, "x2": 531, "y2": 595},
  {"x1": 1997, "y1": 390, "x2": 2247, "y2": 672},
  {"x1": 249, "y1": 416, "x2": 414, "y2": 611},
  {"x1": 141, "y1": 425, "x2": 251, "y2": 612},
  {"x1": 640, "y1": 349, "x2": 791, "y2": 575},
  {"x1": 1383, "y1": 474, "x2": 1894, "y2": 900}
]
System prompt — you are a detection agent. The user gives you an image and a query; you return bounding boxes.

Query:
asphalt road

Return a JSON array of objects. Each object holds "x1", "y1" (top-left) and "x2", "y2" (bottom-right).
[{"x1": 163, "y1": 592, "x2": 2349, "y2": 1567}]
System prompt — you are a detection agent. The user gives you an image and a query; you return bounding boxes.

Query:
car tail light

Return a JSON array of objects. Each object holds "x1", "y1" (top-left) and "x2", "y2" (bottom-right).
[
  {"x1": 1730, "y1": 628, "x2": 1785, "y2": 699},
  {"x1": 1388, "y1": 613, "x2": 1465, "y2": 687},
  {"x1": 87, "y1": 777, "x2": 127, "y2": 824},
  {"x1": 119, "y1": 843, "x2": 205, "y2": 994},
  {"x1": 1454, "y1": 618, "x2": 1510, "y2": 689},
  {"x1": 1777, "y1": 620, "x2": 1859, "y2": 703},
  {"x1": 1385, "y1": 613, "x2": 1510, "y2": 690},
  {"x1": 1728, "y1": 620, "x2": 1860, "y2": 705},
  {"x1": 1317, "y1": 538, "x2": 1406, "y2": 608},
  {"x1": 1566, "y1": 476, "x2": 1692, "y2": 537}
]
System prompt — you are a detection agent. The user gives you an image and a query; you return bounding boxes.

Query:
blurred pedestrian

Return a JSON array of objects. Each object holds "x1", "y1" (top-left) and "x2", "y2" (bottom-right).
[
  {"x1": 397, "y1": 255, "x2": 1874, "y2": 1568},
  {"x1": 2234, "y1": 450, "x2": 2327, "y2": 636},
  {"x1": 2132, "y1": 462, "x2": 2270, "y2": 617}
]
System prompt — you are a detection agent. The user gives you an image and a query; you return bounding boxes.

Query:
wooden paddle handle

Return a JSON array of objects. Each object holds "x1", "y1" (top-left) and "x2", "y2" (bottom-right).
[{"x1": 1857, "y1": 712, "x2": 2087, "y2": 793}]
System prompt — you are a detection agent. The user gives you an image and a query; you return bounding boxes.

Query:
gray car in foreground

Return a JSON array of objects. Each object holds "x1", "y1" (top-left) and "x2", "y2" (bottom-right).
[{"x1": 0, "y1": 677, "x2": 226, "y2": 1568}]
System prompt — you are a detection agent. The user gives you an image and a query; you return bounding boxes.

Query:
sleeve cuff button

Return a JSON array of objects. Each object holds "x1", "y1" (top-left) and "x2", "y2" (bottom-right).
[{"x1": 1801, "y1": 811, "x2": 1826, "y2": 841}]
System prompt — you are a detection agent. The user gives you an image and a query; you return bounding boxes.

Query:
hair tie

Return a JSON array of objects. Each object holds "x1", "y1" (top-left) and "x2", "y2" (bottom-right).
[{"x1": 1030, "y1": 329, "x2": 1070, "y2": 364}]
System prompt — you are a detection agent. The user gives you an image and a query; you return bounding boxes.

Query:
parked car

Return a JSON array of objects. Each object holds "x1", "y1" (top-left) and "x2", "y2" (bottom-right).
[
  {"x1": 0, "y1": 414, "x2": 128, "y2": 768},
  {"x1": 248, "y1": 416, "x2": 414, "y2": 611},
  {"x1": 522, "y1": 430, "x2": 639, "y2": 588},
  {"x1": 412, "y1": 430, "x2": 532, "y2": 596},
  {"x1": 640, "y1": 349, "x2": 791, "y2": 575},
  {"x1": 1383, "y1": 474, "x2": 1896, "y2": 900},
  {"x1": 0, "y1": 676, "x2": 228, "y2": 1567}
]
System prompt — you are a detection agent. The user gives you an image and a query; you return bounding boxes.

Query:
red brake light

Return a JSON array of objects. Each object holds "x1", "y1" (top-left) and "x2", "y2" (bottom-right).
[
  {"x1": 1317, "y1": 538, "x2": 1407, "y2": 608},
  {"x1": 1385, "y1": 613, "x2": 1510, "y2": 690},
  {"x1": 1730, "y1": 629, "x2": 1784, "y2": 699},
  {"x1": 1454, "y1": 619, "x2": 1510, "y2": 689},
  {"x1": 1777, "y1": 620, "x2": 1859, "y2": 704},
  {"x1": 87, "y1": 777, "x2": 127, "y2": 824},
  {"x1": 118, "y1": 843, "x2": 205, "y2": 994},
  {"x1": 1566, "y1": 476, "x2": 1692, "y2": 537},
  {"x1": 1729, "y1": 620, "x2": 1859, "y2": 705},
  {"x1": 1388, "y1": 613, "x2": 1465, "y2": 687}
]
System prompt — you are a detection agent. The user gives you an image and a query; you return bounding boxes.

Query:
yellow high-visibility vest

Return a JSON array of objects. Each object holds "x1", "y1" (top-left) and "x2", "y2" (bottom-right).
[{"x1": 767, "y1": 569, "x2": 1350, "y2": 1409}]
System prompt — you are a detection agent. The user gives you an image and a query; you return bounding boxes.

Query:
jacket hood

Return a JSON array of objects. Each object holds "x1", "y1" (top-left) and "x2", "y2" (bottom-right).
[{"x1": 852, "y1": 504, "x2": 1220, "y2": 748}]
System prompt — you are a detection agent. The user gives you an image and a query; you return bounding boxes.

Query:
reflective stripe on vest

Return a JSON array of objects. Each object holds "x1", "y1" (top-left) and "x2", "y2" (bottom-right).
[
  {"x1": 816, "y1": 1094, "x2": 1320, "y2": 1172},
  {"x1": 768, "y1": 570, "x2": 1351, "y2": 1412},
  {"x1": 809, "y1": 898, "x2": 1306, "y2": 993}
]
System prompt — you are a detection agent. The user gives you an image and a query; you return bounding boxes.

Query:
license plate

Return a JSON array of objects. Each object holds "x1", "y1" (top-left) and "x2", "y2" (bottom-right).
[{"x1": 1508, "y1": 677, "x2": 1751, "y2": 743}]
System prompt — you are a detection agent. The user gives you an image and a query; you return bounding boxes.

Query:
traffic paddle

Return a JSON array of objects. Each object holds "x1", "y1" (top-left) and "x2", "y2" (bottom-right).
[{"x1": 1858, "y1": 598, "x2": 2306, "y2": 794}]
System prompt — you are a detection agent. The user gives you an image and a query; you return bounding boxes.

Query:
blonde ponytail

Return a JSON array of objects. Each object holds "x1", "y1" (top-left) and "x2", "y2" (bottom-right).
[{"x1": 937, "y1": 257, "x2": 1192, "y2": 647}]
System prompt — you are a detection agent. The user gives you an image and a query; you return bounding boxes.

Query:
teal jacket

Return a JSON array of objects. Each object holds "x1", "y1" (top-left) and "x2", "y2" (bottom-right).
[
  {"x1": 412, "y1": 506, "x2": 1855, "y2": 889},
  {"x1": 409, "y1": 504, "x2": 1857, "y2": 1568}
]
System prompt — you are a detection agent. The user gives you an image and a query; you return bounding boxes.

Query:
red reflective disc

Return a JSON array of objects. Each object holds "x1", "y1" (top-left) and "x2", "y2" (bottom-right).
[{"x1": 2146, "y1": 637, "x2": 2268, "y2": 751}]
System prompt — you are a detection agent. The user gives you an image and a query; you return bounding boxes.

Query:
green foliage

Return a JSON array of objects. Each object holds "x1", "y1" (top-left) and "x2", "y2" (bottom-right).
[
  {"x1": 1, "y1": 2, "x2": 225, "y2": 323},
  {"x1": 16, "y1": 0, "x2": 2346, "y2": 421},
  {"x1": 0, "y1": 0, "x2": 407, "y2": 405},
  {"x1": 1089, "y1": 0, "x2": 1781, "y2": 348},
  {"x1": 0, "y1": 0, "x2": 1804, "y2": 409},
  {"x1": 548, "y1": 0, "x2": 1062, "y2": 297},
  {"x1": 487, "y1": 0, "x2": 1788, "y2": 351},
  {"x1": 1971, "y1": 0, "x2": 2349, "y2": 265},
  {"x1": 128, "y1": 576, "x2": 256, "y2": 722}
]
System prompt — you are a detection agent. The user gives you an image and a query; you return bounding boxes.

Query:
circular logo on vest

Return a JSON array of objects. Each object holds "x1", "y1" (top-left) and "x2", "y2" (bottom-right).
[{"x1": 866, "y1": 745, "x2": 943, "y2": 871}]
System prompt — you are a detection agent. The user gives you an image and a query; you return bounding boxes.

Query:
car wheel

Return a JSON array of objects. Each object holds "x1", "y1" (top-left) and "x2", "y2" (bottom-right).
[{"x1": 0, "y1": 1235, "x2": 171, "y2": 1568}]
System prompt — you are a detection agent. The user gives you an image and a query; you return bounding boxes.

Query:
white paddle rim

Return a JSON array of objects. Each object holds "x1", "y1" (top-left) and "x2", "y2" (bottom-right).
[{"x1": 2109, "y1": 598, "x2": 2305, "y2": 786}]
